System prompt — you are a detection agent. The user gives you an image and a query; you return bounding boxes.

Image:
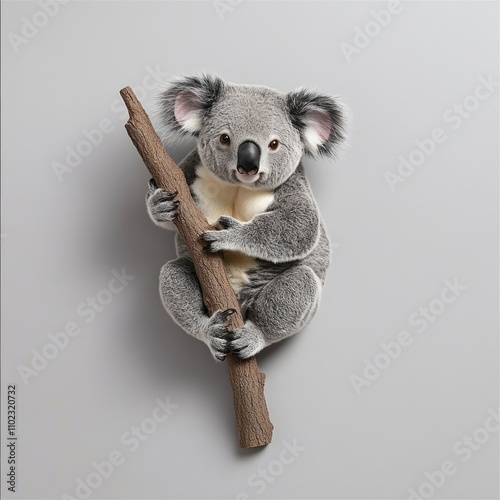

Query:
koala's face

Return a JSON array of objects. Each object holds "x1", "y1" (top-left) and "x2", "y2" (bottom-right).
[
  {"x1": 198, "y1": 85, "x2": 305, "y2": 189},
  {"x1": 159, "y1": 75, "x2": 347, "y2": 190}
]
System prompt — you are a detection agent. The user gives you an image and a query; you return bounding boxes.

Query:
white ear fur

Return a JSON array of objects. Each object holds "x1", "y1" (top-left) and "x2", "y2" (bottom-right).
[
  {"x1": 302, "y1": 109, "x2": 332, "y2": 155},
  {"x1": 174, "y1": 90, "x2": 203, "y2": 134},
  {"x1": 287, "y1": 87, "x2": 347, "y2": 158}
]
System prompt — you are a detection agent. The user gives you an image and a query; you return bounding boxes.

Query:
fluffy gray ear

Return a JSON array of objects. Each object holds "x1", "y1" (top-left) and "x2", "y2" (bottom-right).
[
  {"x1": 286, "y1": 88, "x2": 347, "y2": 158},
  {"x1": 158, "y1": 74, "x2": 225, "y2": 138}
]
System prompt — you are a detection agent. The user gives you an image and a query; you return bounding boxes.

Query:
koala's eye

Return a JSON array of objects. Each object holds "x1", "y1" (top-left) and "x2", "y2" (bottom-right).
[
  {"x1": 269, "y1": 139, "x2": 280, "y2": 151},
  {"x1": 220, "y1": 134, "x2": 231, "y2": 145}
]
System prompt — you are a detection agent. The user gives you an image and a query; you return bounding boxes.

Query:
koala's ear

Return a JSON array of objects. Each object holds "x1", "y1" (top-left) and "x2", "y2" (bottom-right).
[
  {"x1": 158, "y1": 74, "x2": 225, "y2": 137},
  {"x1": 286, "y1": 88, "x2": 348, "y2": 158}
]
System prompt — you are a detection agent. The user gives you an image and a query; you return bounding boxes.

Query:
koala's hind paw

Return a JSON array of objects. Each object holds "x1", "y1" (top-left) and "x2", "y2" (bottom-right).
[
  {"x1": 227, "y1": 321, "x2": 266, "y2": 359},
  {"x1": 205, "y1": 309, "x2": 236, "y2": 362}
]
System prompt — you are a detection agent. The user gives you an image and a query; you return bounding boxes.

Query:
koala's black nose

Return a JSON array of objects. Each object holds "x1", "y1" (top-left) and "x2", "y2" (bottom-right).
[{"x1": 237, "y1": 141, "x2": 261, "y2": 175}]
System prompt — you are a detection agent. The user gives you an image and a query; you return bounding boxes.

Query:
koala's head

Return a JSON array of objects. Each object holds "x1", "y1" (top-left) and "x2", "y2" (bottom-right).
[{"x1": 158, "y1": 74, "x2": 347, "y2": 190}]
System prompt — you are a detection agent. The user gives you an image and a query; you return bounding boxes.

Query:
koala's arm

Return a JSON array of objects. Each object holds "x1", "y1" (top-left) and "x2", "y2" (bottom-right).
[
  {"x1": 203, "y1": 169, "x2": 321, "y2": 263},
  {"x1": 146, "y1": 149, "x2": 200, "y2": 230}
]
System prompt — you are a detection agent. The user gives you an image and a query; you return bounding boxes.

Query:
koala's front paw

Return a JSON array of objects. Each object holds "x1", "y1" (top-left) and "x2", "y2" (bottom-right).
[
  {"x1": 204, "y1": 308, "x2": 236, "y2": 362},
  {"x1": 146, "y1": 179, "x2": 179, "y2": 225},
  {"x1": 201, "y1": 216, "x2": 243, "y2": 253},
  {"x1": 227, "y1": 321, "x2": 266, "y2": 359}
]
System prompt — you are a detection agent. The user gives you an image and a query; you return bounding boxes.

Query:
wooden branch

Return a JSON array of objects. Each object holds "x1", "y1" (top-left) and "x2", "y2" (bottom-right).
[{"x1": 120, "y1": 86, "x2": 273, "y2": 448}]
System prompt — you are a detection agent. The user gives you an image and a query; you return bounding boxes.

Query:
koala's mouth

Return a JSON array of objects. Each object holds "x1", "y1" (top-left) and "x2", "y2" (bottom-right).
[{"x1": 235, "y1": 168, "x2": 260, "y2": 184}]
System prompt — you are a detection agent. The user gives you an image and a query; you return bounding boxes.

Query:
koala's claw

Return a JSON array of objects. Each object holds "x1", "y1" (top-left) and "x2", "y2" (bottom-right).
[
  {"x1": 156, "y1": 193, "x2": 179, "y2": 203},
  {"x1": 201, "y1": 230, "x2": 232, "y2": 253},
  {"x1": 211, "y1": 308, "x2": 236, "y2": 327},
  {"x1": 148, "y1": 178, "x2": 158, "y2": 192},
  {"x1": 227, "y1": 324, "x2": 266, "y2": 359},
  {"x1": 201, "y1": 216, "x2": 243, "y2": 252},
  {"x1": 148, "y1": 178, "x2": 178, "y2": 198},
  {"x1": 203, "y1": 242, "x2": 221, "y2": 254},
  {"x1": 205, "y1": 309, "x2": 235, "y2": 362},
  {"x1": 222, "y1": 308, "x2": 237, "y2": 318},
  {"x1": 147, "y1": 183, "x2": 180, "y2": 223},
  {"x1": 201, "y1": 231, "x2": 217, "y2": 242},
  {"x1": 217, "y1": 215, "x2": 241, "y2": 229},
  {"x1": 200, "y1": 232, "x2": 221, "y2": 253}
]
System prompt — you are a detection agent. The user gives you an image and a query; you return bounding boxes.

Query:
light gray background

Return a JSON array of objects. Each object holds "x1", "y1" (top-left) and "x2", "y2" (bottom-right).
[{"x1": 1, "y1": 1, "x2": 498, "y2": 499}]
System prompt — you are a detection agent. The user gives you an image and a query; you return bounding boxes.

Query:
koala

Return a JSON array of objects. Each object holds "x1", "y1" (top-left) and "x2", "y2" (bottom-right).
[{"x1": 147, "y1": 74, "x2": 347, "y2": 362}]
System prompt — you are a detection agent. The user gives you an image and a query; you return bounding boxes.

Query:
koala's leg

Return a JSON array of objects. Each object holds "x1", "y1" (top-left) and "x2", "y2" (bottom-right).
[
  {"x1": 229, "y1": 265, "x2": 322, "y2": 359},
  {"x1": 159, "y1": 257, "x2": 234, "y2": 361}
]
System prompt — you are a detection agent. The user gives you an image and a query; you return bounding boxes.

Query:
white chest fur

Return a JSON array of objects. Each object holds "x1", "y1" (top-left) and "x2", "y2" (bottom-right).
[
  {"x1": 192, "y1": 165, "x2": 274, "y2": 225},
  {"x1": 192, "y1": 165, "x2": 274, "y2": 292}
]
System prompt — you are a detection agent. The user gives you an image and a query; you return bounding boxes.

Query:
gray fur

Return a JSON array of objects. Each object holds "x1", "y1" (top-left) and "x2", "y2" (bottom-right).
[{"x1": 147, "y1": 74, "x2": 347, "y2": 361}]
